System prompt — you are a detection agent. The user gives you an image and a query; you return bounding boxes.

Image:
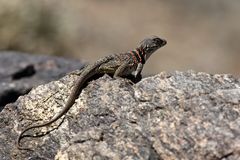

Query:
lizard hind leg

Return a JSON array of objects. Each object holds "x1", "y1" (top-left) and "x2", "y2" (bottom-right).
[
  {"x1": 113, "y1": 62, "x2": 129, "y2": 78},
  {"x1": 112, "y1": 62, "x2": 136, "y2": 85}
]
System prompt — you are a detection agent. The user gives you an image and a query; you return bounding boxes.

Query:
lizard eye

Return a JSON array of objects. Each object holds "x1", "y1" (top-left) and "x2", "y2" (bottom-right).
[
  {"x1": 152, "y1": 44, "x2": 158, "y2": 47},
  {"x1": 145, "y1": 46, "x2": 154, "y2": 53}
]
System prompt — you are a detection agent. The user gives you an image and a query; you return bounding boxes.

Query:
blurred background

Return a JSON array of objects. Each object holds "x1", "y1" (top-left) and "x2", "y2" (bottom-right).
[{"x1": 0, "y1": 0, "x2": 239, "y2": 76}]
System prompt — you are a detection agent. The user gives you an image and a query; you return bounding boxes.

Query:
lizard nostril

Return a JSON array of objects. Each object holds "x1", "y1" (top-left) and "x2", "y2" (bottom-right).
[
  {"x1": 161, "y1": 39, "x2": 167, "y2": 46},
  {"x1": 164, "y1": 40, "x2": 167, "y2": 45}
]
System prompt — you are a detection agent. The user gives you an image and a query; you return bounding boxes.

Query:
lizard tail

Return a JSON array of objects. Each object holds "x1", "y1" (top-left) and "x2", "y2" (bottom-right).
[{"x1": 17, "y1": 55, "x2": 114, "y2": 150}]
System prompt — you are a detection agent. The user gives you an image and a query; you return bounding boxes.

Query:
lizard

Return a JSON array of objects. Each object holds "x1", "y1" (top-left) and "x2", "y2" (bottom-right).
[{"x1": 17, "y1": 36, "x2": 167, "y2": 150}]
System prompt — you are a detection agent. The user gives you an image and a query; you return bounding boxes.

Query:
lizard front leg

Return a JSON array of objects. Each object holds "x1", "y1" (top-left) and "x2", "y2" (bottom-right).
[{"x1": 133, "y1": 63, "x2": 143, "y2": 78}]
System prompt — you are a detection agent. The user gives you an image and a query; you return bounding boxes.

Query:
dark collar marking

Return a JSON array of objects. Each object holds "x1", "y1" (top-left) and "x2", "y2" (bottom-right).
[{"x1": 136, "y1": 48, "x2": 145, "y2": 64}]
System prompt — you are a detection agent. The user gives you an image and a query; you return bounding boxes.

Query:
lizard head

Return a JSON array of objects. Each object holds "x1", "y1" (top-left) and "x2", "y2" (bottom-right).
[{"x1": 139, "y1": 36, "x2": 167, "y2": 60}]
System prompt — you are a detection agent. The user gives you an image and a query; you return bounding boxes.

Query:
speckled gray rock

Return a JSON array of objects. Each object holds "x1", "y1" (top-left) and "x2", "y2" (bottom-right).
[
  {"x1": 0, "y1": 51, "x2": 84, "y2": 111},
  {"x1": 1, "y1": 70, "x2": 240, "y2": 160}
]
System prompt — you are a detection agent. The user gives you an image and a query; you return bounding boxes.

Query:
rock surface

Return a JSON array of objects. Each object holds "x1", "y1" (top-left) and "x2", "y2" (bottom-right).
[
  {"x1": 0, "y1": 51, "x2": 84, "y2": 111},
  {"x1": 1, "y1": 70, "x2": 240, "y2": 160}
]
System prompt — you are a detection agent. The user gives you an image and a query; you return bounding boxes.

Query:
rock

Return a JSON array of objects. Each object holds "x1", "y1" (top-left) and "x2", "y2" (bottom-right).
[
  {"x1": 0, "y1": 51, "x2": 84, "y2": 111},
  {"x1": 1, "y1": 70, "x2": 240, "y2": 160}
]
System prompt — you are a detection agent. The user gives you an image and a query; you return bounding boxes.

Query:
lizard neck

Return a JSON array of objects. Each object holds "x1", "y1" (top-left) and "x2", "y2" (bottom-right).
[{"x1": 129, "y1": 47, "x2": 145, "y2": 64}]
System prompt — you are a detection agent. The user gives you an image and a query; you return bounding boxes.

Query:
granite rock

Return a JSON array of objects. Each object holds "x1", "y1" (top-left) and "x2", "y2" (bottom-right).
[{"x1": 0, "y1": 70, "x2": 240, "y2": 160}]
